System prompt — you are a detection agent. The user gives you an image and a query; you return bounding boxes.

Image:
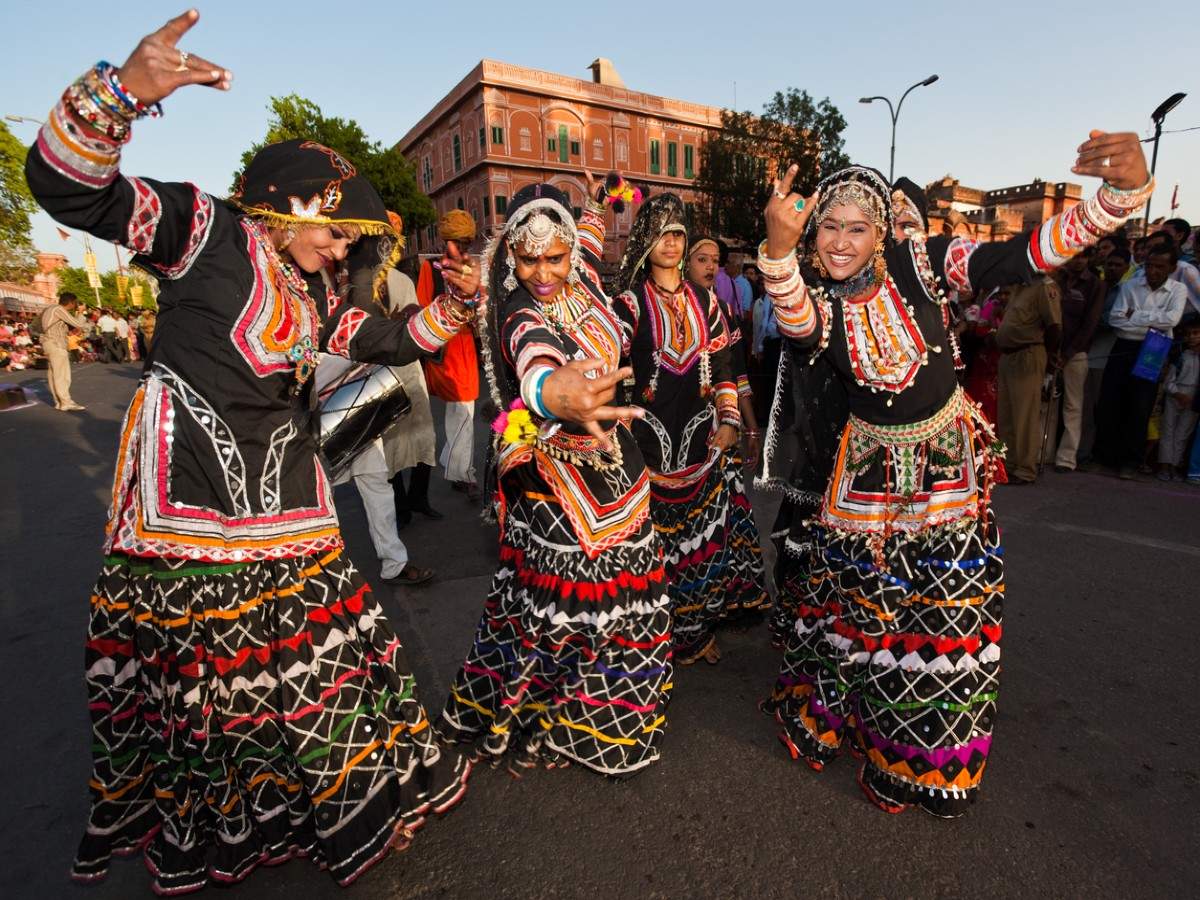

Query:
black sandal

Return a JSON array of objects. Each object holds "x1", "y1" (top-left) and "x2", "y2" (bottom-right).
[{"x1": 382, "y1": 564, "x2": 435, "y2": 586}]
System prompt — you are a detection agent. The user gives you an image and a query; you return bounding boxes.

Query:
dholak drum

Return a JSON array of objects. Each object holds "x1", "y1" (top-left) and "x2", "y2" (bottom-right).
[{"x1": 316, "y1": 362, "x2": 411, "y2": 482}]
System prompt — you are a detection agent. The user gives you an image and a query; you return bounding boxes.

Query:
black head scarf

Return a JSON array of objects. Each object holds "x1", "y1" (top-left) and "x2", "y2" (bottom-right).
[
  {"x1": 231, "y1": 139, "x2": 400, "y2": 303},
  {"x1": 615, "y1": 193, "x2": 688, "y2": 294},
  {"x1": 891, "y1": 176, "x2": 929, "y2": 232}
]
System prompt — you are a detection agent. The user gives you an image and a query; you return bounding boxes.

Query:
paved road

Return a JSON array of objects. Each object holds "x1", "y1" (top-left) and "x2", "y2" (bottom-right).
[{"x1": 1, "y1": 363, "x2": 1196, "y2": 899}]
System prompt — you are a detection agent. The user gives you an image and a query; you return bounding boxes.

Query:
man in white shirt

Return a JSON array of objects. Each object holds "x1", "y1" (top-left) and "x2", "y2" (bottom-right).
[
  {"x1": 1095, "y1": 245, "x2": 1188, "y2": 477},
  {"x1": 39, "y1": 292, "x2": 90, "y2": 411},
  {"x1": 95, "y1": 308, "x2": 122, "y2": 363}
]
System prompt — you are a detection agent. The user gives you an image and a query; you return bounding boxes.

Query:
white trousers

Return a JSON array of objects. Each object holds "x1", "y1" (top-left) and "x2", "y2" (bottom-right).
[
  {"x1": 440, "y1": 399, "x2": 476, "y2": 483},
  {"x1": 352, "y1": 470, "x2": 409, "y2": 578},
  {"x1": 1158, "y1": 400, "x2": 1200, "y2": 467}
]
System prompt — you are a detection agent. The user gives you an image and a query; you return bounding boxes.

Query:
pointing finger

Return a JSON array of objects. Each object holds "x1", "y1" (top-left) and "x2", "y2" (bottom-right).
[{"x1": 155, "y1": 8, "x2": 200, "y2": 47}]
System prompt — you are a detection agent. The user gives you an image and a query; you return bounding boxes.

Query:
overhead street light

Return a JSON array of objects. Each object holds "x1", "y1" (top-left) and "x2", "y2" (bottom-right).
[
  {"x1": 859, "y1": 75, "x2": 939, "y2": 183},
  {"x1": 5, "y1": 114, "x2": 44, "y2": 125},
  {"x1": 1144, "y1": 92, "x2": 1187, "y2": 232}
]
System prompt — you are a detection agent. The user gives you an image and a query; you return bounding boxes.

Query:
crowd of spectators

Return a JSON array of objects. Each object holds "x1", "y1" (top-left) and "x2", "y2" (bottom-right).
[
  {"x1": 955, "y1": 217, "x2": 1199, "y2": 486},
  {"x1": 0, "y1": 303, "x2": 156, "y2": 373}
]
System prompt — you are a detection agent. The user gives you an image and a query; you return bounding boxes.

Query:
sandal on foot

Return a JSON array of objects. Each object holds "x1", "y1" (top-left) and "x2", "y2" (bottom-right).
[
  {"x1": 678, "y1": 635, "x2": 718, "y2": 666},
  {"x1": 381, "y1": 563, "x2": 435, "y2": 586}
]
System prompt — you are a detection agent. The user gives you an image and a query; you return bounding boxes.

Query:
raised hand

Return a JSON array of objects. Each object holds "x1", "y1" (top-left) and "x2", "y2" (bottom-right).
[
  {"x1": 1072, "y1": 131, "x2": 1149, "y2": 190},
  {"x1": 764, "y1": 164, "x2": 818, "y2": 260},
  {"x1": 115, "y1": 10, "x2": 232, "y2": 106},
  {"x1": 439, "y1": 241, "x2": 481, "y2": 298},
  {"x1": 541, "y1": 359, "x2": 643, "y2": 448}
]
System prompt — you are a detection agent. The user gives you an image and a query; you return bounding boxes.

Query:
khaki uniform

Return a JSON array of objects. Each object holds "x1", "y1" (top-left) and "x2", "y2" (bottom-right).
[
  {"x1": 40, "y1": 304, "x2": 90, "y2": 408},
  {"x1": 995, "y1": 279, "x2": 1061, "y2": 481}
]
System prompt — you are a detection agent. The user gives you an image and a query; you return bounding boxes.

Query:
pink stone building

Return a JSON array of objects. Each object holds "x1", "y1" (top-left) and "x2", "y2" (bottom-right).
[{"x1": 395, "y1": 58, "x2": 724, "y2": 264}]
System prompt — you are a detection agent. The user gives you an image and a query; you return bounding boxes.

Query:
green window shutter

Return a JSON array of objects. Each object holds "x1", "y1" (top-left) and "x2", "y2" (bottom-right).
[
  {"x1": 667, "y1": 142, "x2": 677, "y2": 177},
  {"x1": 491, "y1": 126, "x2": 504, "y2": 145},
  {"x1": 452, "y1": 135, "x2": 462, "y2": 172},
  {"x1": 684, "y1": 145, "x2": 694, "y2": 179},
  {"x1": 649, "y1": 139, "x2": 660, "y2": 175},
  {"x1": 483, "y1": 196, "x2": 490, "y2": 217},
  {"x1": 558, "y1": 125, "x2": 569, "y2": 163},
  {"x1": 548, "y1": 137, "x2": 556, "y2": 151},
  {"x1": 496, "y1": 195, "x2": 508, "y2": 214},
  {"x1": 570, "y1": 140, "x2": 580, "y2": 156},
  {"x1": 479, "y1": 127, "x2": 486, "y2": 150}
]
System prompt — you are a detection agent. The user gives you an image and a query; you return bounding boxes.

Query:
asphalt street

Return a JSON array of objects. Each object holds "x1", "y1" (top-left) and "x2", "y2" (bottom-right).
[{"x1": 1, "y1": 362, "x2": 1196, "y2": 899}]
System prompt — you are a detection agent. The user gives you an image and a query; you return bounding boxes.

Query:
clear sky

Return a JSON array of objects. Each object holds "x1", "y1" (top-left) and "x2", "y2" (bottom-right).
[{"x1": 5, "y1": 0, "x2": 1197, "y2": 270}]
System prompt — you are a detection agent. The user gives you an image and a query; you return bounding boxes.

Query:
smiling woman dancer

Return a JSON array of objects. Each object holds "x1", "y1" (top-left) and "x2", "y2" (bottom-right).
[
  {"x1": 25, "y1": 11, "x2": 485, "y2": 893},
  {"x1": 760, "y1": 133, "x2": 1151, "y2": 817},
  {"x1": 440, "y1": 180, "x2": 673, "y2": 776}
]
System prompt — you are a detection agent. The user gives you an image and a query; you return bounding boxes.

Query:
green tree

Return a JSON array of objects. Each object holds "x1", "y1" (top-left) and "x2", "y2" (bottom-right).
[
  {"x1": 58, "y1": 265, "x2": 118, "y2": 308},
  {"x1": 236, "y1": 95, "x2": 435, "y2": 234},
  {"x1": 0, "y1": 121, "x2": 38, "y2": 281},
  {"x1": 695, "y1": 88, "x2": 850, "y2": 245}
]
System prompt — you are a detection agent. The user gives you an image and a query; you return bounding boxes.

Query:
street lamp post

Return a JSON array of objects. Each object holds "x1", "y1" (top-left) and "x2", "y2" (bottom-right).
[
  {"x1": 4, "y1": 114, "x2": 45, "y2": 126},
  {"x1": 859, "y1": 75, "x2": 939, "y2": 183},
  {"x1": 1143, "y1": 92, "x2": 1187, "y2": 234}
]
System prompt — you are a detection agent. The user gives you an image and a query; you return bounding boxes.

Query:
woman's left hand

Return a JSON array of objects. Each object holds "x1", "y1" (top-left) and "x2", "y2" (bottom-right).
[
  {"x1": 709, "y1": 423, "x2": 739, "y2": 452},
  {"x1": 1072, "y1": 130, "x2": 1149, "y2": 189}
]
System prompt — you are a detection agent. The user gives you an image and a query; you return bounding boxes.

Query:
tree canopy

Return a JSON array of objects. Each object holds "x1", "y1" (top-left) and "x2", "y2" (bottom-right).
[
  {"x1": 0, "y1": 121, "x2": 38, "y2": 281},
  {"x1": 235, "y1": 95, "x2": 435, "y2": 234},
  {"x1": 695, "y1": 88, "x2": 850, "y2": 245}
]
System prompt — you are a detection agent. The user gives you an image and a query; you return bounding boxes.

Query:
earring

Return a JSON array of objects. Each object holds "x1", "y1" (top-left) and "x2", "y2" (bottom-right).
[
  {"x1": 279, "y1": 226, "x2": 297, "y2": 251},
  {"x1": 810, "y1": 250, "x2": 828, "y2": 279},
  {"x1": 872, "y1": 237, "x2": 887, "y2": 283}
]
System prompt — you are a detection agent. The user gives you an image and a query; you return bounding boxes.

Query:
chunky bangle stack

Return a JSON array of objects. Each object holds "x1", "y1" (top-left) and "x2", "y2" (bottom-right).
[
  {"x1": 520, "y1": 363, "x2": 557, "y2": 419},
  {"x1": 62, "y1": 61, "x2": 162, "y2": 144},
  {"x1": 756, "y1": 242, "x2": 806, "y2": 307}
]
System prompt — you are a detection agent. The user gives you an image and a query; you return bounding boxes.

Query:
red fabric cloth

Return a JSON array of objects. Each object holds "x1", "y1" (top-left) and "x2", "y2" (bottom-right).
[{"x1": 416, "y1": 259, "x2": 478, "y2": 401}]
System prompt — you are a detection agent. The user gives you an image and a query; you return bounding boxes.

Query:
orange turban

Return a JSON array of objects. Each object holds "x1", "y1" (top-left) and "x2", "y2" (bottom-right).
[
  {"x1": 437, "y1": 209, "x2": 476, "y2": 242},
  {"x1": 387, "y1": 210, "x2": 404, "y2": 233}
]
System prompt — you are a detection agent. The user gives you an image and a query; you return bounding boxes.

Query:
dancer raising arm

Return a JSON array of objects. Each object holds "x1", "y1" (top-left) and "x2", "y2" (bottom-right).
[
  {"x1": 759, "y1": 132, "x2": 1150, "y2": 817},
  {"x1": 24, "y1": 9, "x2": 612, "y2": 892}
]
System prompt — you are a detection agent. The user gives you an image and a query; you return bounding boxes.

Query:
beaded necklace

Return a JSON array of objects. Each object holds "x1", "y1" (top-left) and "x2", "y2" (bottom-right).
[
  {"x1": 840, "y1": 273, "x2": 929, "y2": 404},
  {"x1": 249, "y1": 219, "x2": 321, "y2": 394}
]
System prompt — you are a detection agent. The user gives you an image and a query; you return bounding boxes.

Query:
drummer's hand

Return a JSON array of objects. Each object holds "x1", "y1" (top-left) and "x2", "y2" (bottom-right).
[
  {"x1": 439, "y1": 242, "x2": 480, "y2": 298},
  {"x1": 541, "y1": 360, "x2": 643, "y2": 449},
  {"x1": 115, "y1": 10, "x2": 232, "y2": 105}
]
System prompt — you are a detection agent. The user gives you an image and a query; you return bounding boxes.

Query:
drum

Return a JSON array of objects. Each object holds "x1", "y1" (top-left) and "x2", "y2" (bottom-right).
[{"x1": 316, "y1": 362, "x2": 411, "y2": 482}]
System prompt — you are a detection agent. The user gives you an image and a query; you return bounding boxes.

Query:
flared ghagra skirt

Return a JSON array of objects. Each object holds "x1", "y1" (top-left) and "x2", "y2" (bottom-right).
[{"x1": 74, "y1": 548, "x2": 469, "y2": 894}]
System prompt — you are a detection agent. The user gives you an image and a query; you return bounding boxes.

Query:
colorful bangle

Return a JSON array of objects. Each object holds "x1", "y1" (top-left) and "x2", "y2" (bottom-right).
[{"x1": 520, "y1": 363, "x2": 556, "y2": 419}]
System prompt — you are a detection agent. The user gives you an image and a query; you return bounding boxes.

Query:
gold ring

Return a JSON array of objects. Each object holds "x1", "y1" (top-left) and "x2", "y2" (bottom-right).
[
  {"x1": 461, "y1": 263, "x2": 472, "y2": 275},
  {"x1": 175, "y1": 50, "x2": 190, "y2": 72}
]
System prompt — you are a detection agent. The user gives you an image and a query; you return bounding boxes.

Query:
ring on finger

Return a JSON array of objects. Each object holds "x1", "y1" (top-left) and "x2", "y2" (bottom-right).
[
  {"x1": 175, "y1": 49, "x2": 190, "y2": 72},
  {"x1": 793, "y1": 198, "x2": 806, "y2": 212},
  {"x1": 461, "y1": 263, "x2": 472, "y2": 275},
  {"x1": 773, "y1": 190, "x2": 787, "y2": 201},
  {"x1": 1101, "y1": 156, "x2": 1111, "y2": 167}
]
